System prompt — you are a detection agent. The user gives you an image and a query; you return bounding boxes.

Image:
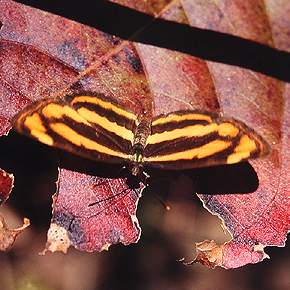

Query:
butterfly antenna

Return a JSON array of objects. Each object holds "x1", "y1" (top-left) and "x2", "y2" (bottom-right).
[
  {"x1": 139, "y1": 170, "x2": 170, "y2": 211},
  {"x1": 88, "y1": 187, "x2": 130, "y2": 207},
  {"x1": 152, "y1": 190, "x2": 171, "y2": 210}
]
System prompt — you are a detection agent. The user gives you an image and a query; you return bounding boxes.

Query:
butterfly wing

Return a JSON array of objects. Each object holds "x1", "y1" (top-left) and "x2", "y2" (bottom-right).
[
  {"x1": 144, "y1": 110, "x2": 270, "y2": 170},
  {"x1": 11, "y1": 92, "x2": 138, "y2": 164}
]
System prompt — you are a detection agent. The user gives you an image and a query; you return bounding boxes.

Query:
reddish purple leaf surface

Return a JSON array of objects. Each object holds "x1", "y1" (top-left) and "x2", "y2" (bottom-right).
[
  {"x1": 120, "y1": 0, "x2": 288, "y2": 268},
  {"x1": 0, "y1": 0, "x2": 289, "y2": 269},
  {"x1": 45, "y1": 169, "x2": 143, "y2": 252}
]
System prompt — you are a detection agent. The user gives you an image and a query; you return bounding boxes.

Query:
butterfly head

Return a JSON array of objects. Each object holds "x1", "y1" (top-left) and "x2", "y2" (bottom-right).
[{"x1": 129, "y1": 147, "x2": 144, "y2": 176}]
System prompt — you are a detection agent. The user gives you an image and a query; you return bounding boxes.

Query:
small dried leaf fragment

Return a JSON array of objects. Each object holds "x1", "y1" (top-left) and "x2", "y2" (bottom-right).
[
  {"x1": 0, "y1": 168, "x2": 14, "y2": 205},
  {"x1": 183, "y1": 238, "x2": 270, "y2": 269},
  {"x1": 0, "y1": 168, "x2": 29, "y2": 251},
  {"x1": 0, "y1": 216, "x2": 30, "y2": 251},
  {"x1": 182, "y1": 240, "x2": 223, "y2": 268}
]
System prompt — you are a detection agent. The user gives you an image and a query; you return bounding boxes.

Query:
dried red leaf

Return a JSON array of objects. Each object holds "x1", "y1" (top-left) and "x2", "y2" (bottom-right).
[
  {"x1": 0, "y1": 1, "x2": 153, "y2": 135},
  {"x1": 0, "y1": 168, "x2": 30, "y2": 250},
  {"x1": 173, "y1": 0, "x2": 288, "y2": 269},
  {"x1": 45, "y1": 169, "x2": 143, "y2": 252},
  {"x1": 0, "y1": 1, "x2": 151, "y2": 252},
  {"x1": 115, "y1": 0, "x2": 288, "y2": 268}
]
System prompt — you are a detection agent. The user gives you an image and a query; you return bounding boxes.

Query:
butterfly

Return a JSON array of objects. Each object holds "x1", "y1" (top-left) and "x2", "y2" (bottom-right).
[{"x1": 11, "y1": 91, "x2": 270, "y2": 177}]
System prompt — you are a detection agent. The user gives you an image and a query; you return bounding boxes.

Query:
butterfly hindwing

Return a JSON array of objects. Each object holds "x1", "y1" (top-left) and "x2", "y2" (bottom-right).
[
  {"x1": 144, "y1": 110, "x2": 269, "y2": 170},
  {"x1": 11, "y1": 93, "x2": 138, "y2": 164},
  {"x1": 12, "y1": 93, "x2": 269, "y2": 174}
]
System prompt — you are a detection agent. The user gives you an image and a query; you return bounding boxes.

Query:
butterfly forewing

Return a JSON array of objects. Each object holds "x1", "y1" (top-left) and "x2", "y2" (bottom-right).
[
  {"x1": 12, "y1": 93, "x2": 270, "y2": 175},
  {"x1": 144, "y1": 110, "x2": 270, "y2": 170},
  {"x1": 11, "y1": 93, "x2": 138, "y2": 164},
  {"x1": 64, "y1": 93, "x2": 138, "y2": 133}
]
